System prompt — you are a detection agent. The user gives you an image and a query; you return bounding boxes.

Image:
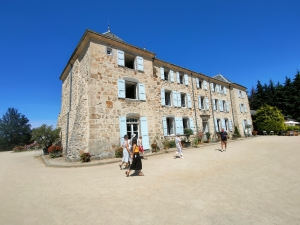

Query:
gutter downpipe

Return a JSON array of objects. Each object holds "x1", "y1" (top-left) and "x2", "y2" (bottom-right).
[
  {"x1": 228, "y1": 84, "x2": 235, "y2": 130},
  {"x1": 208, "y1": 78, "x2": 217, "y2": 141},
  {"x1": 191, "y1": 73, "x2": 198, "y2": 133},
  {"x1": 65, "y1": 64, "x2": 73, "y2": 156}
]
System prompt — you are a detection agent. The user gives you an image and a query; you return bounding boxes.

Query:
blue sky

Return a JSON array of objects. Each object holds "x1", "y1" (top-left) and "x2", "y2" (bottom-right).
[{"x1": 0, "y1": 0, "x2": 299, "y2": 128}]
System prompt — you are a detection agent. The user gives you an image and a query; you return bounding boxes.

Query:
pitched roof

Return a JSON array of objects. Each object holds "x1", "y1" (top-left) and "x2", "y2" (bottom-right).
[
  {"x1": 212, "y1": 73, "x2": 232, "y2": 83},
  {"x1": 102, "y1": 29, "x2": 125, "y2": 42}
]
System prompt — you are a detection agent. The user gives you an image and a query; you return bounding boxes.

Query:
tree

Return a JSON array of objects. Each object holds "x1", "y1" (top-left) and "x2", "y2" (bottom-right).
[
  {"x1": 255, "y1": 105, "x2": 285, "y2": 134},
  {"x1": 292, "y1": 71, "x2": 300, "y2": 121},
  {"x1": 0, "y1": 108, "x2": 31, "y2": 151},
  {"x1": 31, "y1": 125, "x2": 61, "y2": 151}
]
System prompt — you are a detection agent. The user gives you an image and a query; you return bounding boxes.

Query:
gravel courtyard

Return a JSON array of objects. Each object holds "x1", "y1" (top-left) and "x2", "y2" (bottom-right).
[{"x1": 0, "y1": 136, "x2": 299, "y2": 225}]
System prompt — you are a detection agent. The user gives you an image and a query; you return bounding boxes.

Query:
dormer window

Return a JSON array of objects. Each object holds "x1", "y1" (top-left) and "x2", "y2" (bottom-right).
[{"x1": 106, "y1": 47, "x2": 113, "y2": 56}]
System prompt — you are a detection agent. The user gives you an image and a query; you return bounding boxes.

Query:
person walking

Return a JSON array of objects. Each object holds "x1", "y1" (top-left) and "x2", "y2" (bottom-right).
[
  {"x1": 219, "y1": 128, "x2": 228, "y2": 152},
  {"x1": 125, "y1": 138, "x2": 144, "y2": 177},
  {"x1": 173, "y1": 134, "x2": 184, "y2": 159},
  {"x1": 119, "y1": 135, "x2": 131, "y2": 170},
  {"x1": 137, "y1": 136, "x2": 147, "y2": 159}
]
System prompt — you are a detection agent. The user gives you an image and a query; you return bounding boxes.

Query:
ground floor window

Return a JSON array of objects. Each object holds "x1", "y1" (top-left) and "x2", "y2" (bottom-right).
[
  {"x1": 167, "y1": 117, "x2": 175, "y2": 135},
  {"x1": 126, "y1": 118, "x2": 139, "y2": 139},
  {"x1": 183, "y1": 118, "x2": 189, "y2": 129}
]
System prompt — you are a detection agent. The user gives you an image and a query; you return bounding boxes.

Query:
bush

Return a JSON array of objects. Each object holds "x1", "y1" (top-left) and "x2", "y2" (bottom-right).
[
  {"x1": 115, "y1": 147, "x2": 123, "y2": 158},
  {"x1": 13, "y1": 146, "x2": 26, "y2": 152},
  {"x1": 48, "y1": 146, "x2": 63, "y2": 158},
  {"x1": 80, "y1": 152, "x2": 91, "y2": 162},
  {"x1": 162, "y1": 139, "x2": 170, "y2": 150},
  {"x1": 234, "y1": 126, "x2": 241, "y2": 137},
  {"x1": 184, "y1": 128, "x2": 194, "y2": 142},
  {"x1": 192, "y1": 138, "x2": 199, "y2": 147},
  {"x1": 169, "y1": 140, "x2": 176, "y2": 148}
]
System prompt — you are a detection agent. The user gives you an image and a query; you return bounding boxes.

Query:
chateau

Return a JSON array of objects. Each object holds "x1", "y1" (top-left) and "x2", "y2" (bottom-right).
[{"x1": 57, "y1": 29, "x2": 252, "y2": 161}]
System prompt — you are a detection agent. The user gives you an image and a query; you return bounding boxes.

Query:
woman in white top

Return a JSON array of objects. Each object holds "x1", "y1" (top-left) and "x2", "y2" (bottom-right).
[
  {"x1": 119, "y1": 135, "x2": 131, "y2": 170},
  {"x1": 173, "y1": 134, "x2": 184, "y2": 159}
]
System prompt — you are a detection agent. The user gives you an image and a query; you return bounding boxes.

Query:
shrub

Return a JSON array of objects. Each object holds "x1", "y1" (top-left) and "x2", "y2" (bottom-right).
[
  {"x1": 196, "y1": 131, "x2": 204, "y2": 141},
  {"x1": 115, "y1": 147, "x2": 123, "y2": 158},
  {"x1": 13, "y1": 146, "x2": 26, "y2": 152},
  {"x1": 206, "y1": 132, "x2": 211, "y2": 139},
  {"x1": 184, "y1": 128, "x2": 194, "y2": 142},
  {"x1": 192, "y1": 138, "x2": 199, "y2": 147},
  {"x1": 169, "y1": 140, "x2": 176, "y2": 148},
  {"x1": 48, "y1": 146, "x2": 63, "y2": 158},
  {"x1": 234, "y1": 126, "x2": 241, "y2": 137},
  {"x1": 80, "y1": 152, "x2": 91, "y2": 162},
  {"x1": 162, "y1": 139, "x2": 170, "y2": 149}
]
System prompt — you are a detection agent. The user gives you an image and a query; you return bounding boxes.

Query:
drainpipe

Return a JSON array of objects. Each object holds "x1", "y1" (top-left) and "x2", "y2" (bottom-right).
[
  {"x1": 65, "y1": 64, "x2": 73, "y2": 156},
  {"x1": 208, "y1": 78, "x2": 217, "y2": 140},
  {"x1": 191, "y1": 73, "x2": 198, "y2": 133},
  {"x1": 229, "y1": 84, "x2": 235, "y2": 130}
]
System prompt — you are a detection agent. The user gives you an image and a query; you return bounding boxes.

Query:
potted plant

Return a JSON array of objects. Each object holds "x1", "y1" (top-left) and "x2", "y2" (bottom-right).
[
  {"x1": 192, "y1": 137, "x2": 199, "y2": 148},
  {"x1": 151, "y1": 142, "x2": 157, "y2": 153},
  {"x1": 196, "y1": 131, "x2": 204, "y2": 144},
  {"x1": 252, "y1": 130, "x2": 258, "y2": 136},
  {"x1": 80, "y1": 152, "x2": 91, "y2": 162},
  {"x1": 184, "y1": 128, "x2": 194, "y2": 147},
  {"x1": 115, "y1": 147, "x2": 123, "y2": 158},
  {"x1": 48, "y1": 146, "x2": 63, "y2": 158},
  {"x1": 162, "y1": 139, "x2": 170, "y2": 153},
  {"x1": 206, "y1": 132, "x2": 211, "y2": 143}
]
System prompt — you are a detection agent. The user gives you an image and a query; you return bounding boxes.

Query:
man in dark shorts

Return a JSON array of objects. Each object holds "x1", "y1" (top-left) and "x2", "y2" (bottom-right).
[{"x1": 219, "y1": 128, "x2": 228, "y2": 152}]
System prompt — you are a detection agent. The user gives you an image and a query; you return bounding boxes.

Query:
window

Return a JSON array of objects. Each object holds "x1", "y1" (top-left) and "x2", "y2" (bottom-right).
[
  {"x1": 179, "y1": 74, "x2": 184, "y2": 84},
  {"x1": 181, "y1": 94, "x2": 186, "y2": 107},
  {"x1": 117, "y1": 50, "x2": 144, "y2": 71},
  {"x1": 106, "y1": 47, "x2": 113, "y2": 56},
  {"x1": 124, "y1": 53, "x2": 135, "y2": 69},
  {"x1": 210, "y1": 83, "x2": 215, "y2": 92},
  {"x1": 164, "y1": 70, "x2": 169, "y2": 81},
  {"x1": 118, "y1": 79, "x2": 146, "y2": 100},
  {"x1": 200, "y1": 96, "x2": 205, "y2": 109},
  {"x1": 125, "y1": 81, "x2": 137, "y2": 99},
  {"x1": 183, "y1": 118, "x2": 189, "y2": 129},
  {"x1": 215, "y1": 119, "x2": 221, "y2": 132},
  {"x1": 165, "y1": 91, "x2": 172, "y2": 106},
  {"x1": 213, "y1": 99, "x2": 218, "y2": 111},
  {"x1": 126, "y1": 118, "x2": 139, "y2": 139},
  {"x1": 167, "y1": 118, "x2": 175, "y2": 135},
  {"x1": 224, "y1": 119, "x2": 229, "y2": 131}
]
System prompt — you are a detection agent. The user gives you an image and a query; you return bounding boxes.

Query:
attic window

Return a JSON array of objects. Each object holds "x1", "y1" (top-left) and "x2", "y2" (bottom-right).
[{"x1": 106, "y1": 47, "x2": 113, "y2": 56}]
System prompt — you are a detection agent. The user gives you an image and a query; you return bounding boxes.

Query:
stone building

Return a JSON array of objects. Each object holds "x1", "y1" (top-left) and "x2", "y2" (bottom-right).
[{"x1": 57, "y1": 29, "x2": 252, "y2": 161}]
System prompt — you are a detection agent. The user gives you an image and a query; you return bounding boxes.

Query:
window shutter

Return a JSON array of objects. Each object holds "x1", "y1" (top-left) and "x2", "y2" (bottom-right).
[
  {"x1": 205, "y1": 97, "x2": 210, "y2": 110},
  {"x1": 226, "y1": 101, "x2": 229, "y2": 112},
  {"x1": 175, "y1": 118, "x2": 180, "y2": 135},
  {"x1": 229, "y1": 120, "x2": 233, "y2": 131},
  {"x1": 214, "y1": 119, "x2": 219, "y2": 132},
  {"x1": 162, "y1": 117, "x2": 167, "y2": 136},
  {"x1": 210, "y1": 83, "x2": 215, "y2": 92},
  {"x1": 247, "y1": 120, "x2": 251, "y2": 131},
  {"x1": 223, "y1": 87, "x2": 227, "y2": 95},
  {"x1": 140, "y1": 117, "x2": 150, "y2": 149},
  {"x1": 244, "y1": 105, "x2": 247, "y2": 112},
  {"x1": 196, "y1": 78, "x2": 199, "y2": 88},
  {"x1": 242, "y1": 91, "x2": 245, "y2": 98},
  {"x1": 189, "y1": 118, "x2": 195, "y2": 132},
  {"x1": 177, "y1": 92, "x2": 181, "y2": 107},
  {"x1": 204, "y1": 80, "x2": 207, "y2": 90},
  {"x1": 221, "y1": 119, "x2": 226, "y2": 130},
  {"x1": 220, "y1": 100, "x2": 224, "y2": 111},
  {"x1": 216, "y1": 84, "x2": 219, "y2": 93},
  {"x1": 119, "y1": 116, "x2": 127, "y2": 145},
  {"x1": 238, "y1": 90, "x2": 241, "y2": 98},
  {"x1": 179, "y1": 117, "x2": 184, "y2": 134},
  {"x1": 184, "y1": 74, "x2": 189, "y2": 85},
  {"x1": 213, "y1": 99, "x2": 216, "y2": 111},
  {"x1": 176, "y1": 72, "x2": 180, "y2": 84},
  {"x1": 240, "y1": 104, "x2": 243, "y2": 112},
  {"x1": 198, "y1": 96, "x2": 202, "y2": 109},
  {"x1": 136, "y1": 56, "x2": 144, "y2": 71},
  {"x1": 138, "y1": 83, "x2": 146, "y2": 101},
  {"x1": 187, "y1": 94, "x2": 192, "y2": 108},
  {"x1": 160, "y1": 67, "x2": 164, "y2": 80},
  {"x1": 170, "y1": 70, "x2": 174, "y2": 82},
  {"x1": 172, "y1": 91, "x2": 178, "y2": 107},
  {"x1": 161, "y1": 89, "x2": 165, "y2": 105},
  {"x1": 117, "y1": 50, "x2": 124, "y2": 66},
  {"x1": 242, "y1": 120, "x2": 246, "y2": 134},
  {"x1": 118, "y1": 79, "x2": 125, "y2": 98}
]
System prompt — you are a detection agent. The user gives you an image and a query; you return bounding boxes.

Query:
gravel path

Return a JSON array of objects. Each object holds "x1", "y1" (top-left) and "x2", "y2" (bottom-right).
[{"x1": 0, "y1": 136, "x2": 299, "y2": 225}]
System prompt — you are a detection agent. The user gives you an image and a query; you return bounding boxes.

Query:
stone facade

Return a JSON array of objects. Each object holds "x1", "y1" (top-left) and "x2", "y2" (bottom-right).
[{"x1": 57, "y1": 29, "x2": 252, "y2": 161}]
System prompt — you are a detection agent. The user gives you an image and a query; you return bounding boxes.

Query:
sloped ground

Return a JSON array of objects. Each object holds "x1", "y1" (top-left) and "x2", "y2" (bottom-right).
[{"x1": 0, "y1": 136, "x2": 299, "y2": 225}]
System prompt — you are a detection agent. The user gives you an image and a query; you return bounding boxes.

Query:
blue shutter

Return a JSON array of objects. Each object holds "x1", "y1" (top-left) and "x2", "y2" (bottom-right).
[
  {"x1": 216, "y1": 85, "x2": 219, "y2": 93},
  {"x1": 229, "y1": 120, "x2": 233, "y2": 131},
  {"x1": 213, "y1": 99, "x2": 216, "y2": 111},
  {"x1": 242, "y1": 91, "x2": 245, "y2": 98},
  {"x1": 184, "y1": 74, "x2": 189, "y2": 85},
  {"x1": 214, "y1": 119, "x2": 219, "y2": 132},
  {"x1": 198, "y1": 96, "x2": 202, "y2": 109},
  {"x1": 162, "y1": 117, "x2": 167, "y2": 136},
  {"x1": 204, "y1": 81, "x2": 207, "y2": 90},
  {"x1": 118, "y1": 79, "x2": 125, "y2": 98},
  {"x1": 226, "y1": 101, "x2": 229, "y2": 112},
  {"x1": 117, "y1": 50, "x2": 124, "y2": 66},
  {"x1": 139, "y1": 83, "x2": 146, "y2": 101},
  {"x1": 160, "y1": 67, "x2": 164, "y2": 80},
  {"x1": 221, "y1": 119, "x2": 226, "y2": 130},
  {"x1": 136, "y1": 56, "x2": 144, "y2": 71},
  {"x1": 119, "y1": 116, "x2": 127, "y2": 145},
  {"x1": 196, "y1": 78, "x2": 199, "y2": 88},
  {"x1": 179, "y1": 117, "x2": 184, "y2": 134},
  {"x1": 140, "y1": 117, "x2": 150, "y2": 149},
  {"x1": 161, "y1": 89, "x2": 165, "y2": 105},
  {"x1": 223, "y1": 87, "x2": 227, "y2": 95},
  {"x1": 177, "y1": 92, "x2": 181, "y2": 107},
  {"x1": 244, "y1": 105, "x2": 247, "y2": 112},
  {"x1": 172, "y1": 91, "x2": 178, "y2": 107},
  {"x1": 175, "y1": 117, "x2": 180, "y2": 135},
  {"x1": 170, "y1": 70, "x2": 174, "y2": 82},
  {"x1": 189, "y1": 118, "x2": 195, "y2": 132},
  {"x1": 205, "y1": 97, "x2": 210, "y2": 110},
  {"x1": 219, "y1": 100, "x2": 223, "y2": 111},
  {"x1": 176, "y1": 72, "x2": 180, "y2": 84},
  {"x1": 187, "y1": 94, "x2": 192, "y2": 108},
  {"x1": 242, "y1": 120, "x2": 246, "y2": 134},
  {"x1": 238, "y1": 90, "x2": 241, "y2": 98}
]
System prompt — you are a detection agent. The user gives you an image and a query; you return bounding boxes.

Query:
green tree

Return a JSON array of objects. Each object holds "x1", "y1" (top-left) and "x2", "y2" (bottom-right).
[
  {"x1": 31, "y1": 124, "x2": 61, "y2": 150},
  {"x1": 255, "y1": 105, "x2": 285, "y2": 134},
  {"x1": 292, "y1": 71, "x2": 300, "y2": 121},
  {"x1": 0, "y1": 108, "x2": 31, "y2": 151}
]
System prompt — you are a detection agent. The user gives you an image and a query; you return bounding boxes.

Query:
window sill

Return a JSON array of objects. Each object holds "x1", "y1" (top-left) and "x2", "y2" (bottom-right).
[{"x1": 125, "y1": 98, "x2": 139, "y2": 102}]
